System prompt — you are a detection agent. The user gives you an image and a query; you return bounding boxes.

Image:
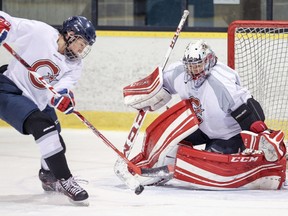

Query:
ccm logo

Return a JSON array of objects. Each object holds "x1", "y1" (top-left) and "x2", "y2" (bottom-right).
[
  {"x1": 130, "y1": 80, "x2": 148, "y2": 87},
  {"x1": 231, "y1": 156, "x2": 259, "y2": 162}
]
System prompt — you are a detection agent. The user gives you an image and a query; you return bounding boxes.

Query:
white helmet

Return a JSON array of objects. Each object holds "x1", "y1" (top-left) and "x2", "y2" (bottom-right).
[{"x1": 182, "y1": 40, "x2": 217, "y2": 80}]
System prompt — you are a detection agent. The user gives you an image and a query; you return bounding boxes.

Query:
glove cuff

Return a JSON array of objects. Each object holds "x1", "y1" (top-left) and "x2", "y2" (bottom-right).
[{"x1": 250, "y1": 121, "x2": 268, "y2": 133}]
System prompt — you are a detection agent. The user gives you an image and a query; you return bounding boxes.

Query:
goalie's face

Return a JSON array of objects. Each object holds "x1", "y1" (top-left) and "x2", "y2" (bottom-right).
[
  {"x1": 64, "y1": 32, "x2": 92, "y2": 61},
  {"x1": 185, "y1": 59, "x2": 206, "y2": 79}
]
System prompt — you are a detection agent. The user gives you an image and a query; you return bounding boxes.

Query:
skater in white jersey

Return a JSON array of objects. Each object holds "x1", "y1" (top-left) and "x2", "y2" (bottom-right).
[
  {"x1": 120, "y1": 40, "x2": 286, "y2": 188},
  {"x1": 0, "y1": 11, "x2": 96, "y2": 202}
]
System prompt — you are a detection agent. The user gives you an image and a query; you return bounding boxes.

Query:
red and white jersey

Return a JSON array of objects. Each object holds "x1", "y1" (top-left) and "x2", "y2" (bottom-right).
[
  {"x1": 0, "y1": 11, "x2": 82, "y2": 111},
  {"x1": 163, "y1": 60, "x2": 252, "y2": 140}
]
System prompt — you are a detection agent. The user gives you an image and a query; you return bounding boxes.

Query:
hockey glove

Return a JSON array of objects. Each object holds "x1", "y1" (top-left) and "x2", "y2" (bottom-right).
[
  {"x1": 0, "y1": 17, "x2": 11, "y2": 45},
  {"x1": 51, "y1": 89, "x2": 75, "y2": 114}
]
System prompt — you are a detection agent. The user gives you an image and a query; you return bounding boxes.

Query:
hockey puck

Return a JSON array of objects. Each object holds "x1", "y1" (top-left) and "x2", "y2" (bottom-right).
[{"x1": 134, "y1": 185, "x2": 144, "y2": 195}]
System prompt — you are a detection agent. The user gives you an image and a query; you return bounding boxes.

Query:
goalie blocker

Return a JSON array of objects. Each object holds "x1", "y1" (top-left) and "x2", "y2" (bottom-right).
[{"x1": 124, "y1": 99, "x2": 287, "y2": 190}]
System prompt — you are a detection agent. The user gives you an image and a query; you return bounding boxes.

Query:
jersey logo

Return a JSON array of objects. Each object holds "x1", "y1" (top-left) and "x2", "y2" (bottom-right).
[
  {"x1": 29, "y1": 60, "x2": 60, "y2": 89},
  {"x1": 189, "y1": 96, "x2": 204, "y2": 123}
]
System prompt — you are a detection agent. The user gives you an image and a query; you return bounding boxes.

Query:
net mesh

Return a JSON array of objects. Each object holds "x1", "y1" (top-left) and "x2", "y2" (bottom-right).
[{"x1": 228, "y1": 21, "x2": 288, "y2": 135}]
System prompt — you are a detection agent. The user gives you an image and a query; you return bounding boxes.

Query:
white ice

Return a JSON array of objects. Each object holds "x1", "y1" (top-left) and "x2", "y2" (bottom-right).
[{"x1": 0, "y1": 127, "x2": 288, "y2": 216}]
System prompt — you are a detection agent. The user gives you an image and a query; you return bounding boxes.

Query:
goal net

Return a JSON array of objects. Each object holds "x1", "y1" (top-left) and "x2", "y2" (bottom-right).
[{"x1": 228, "y1": 20, "x2": 288, "y2": 135}]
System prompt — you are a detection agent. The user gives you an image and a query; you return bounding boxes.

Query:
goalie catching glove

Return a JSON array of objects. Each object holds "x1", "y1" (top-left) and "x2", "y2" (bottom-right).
[
  {"x1": 51, "y1": 89, "x2": 75, "y2": 114},
  {"x1": 123, "y1": 67, "x2": 172, "y2": 111},
  {"x1": 0, "y1": 16, "x2": 11, "y2": 45},
  {"x1": 241, "y1": 129, "x2": 286, "y2": 162}
]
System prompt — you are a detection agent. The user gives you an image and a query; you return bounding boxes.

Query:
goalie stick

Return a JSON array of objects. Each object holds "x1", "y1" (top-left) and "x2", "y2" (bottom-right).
[
  {"x1": 123, "y1": 10, "x2": 190, "y2": 158},
  {"x1": 2, "y1": 42, "x2": 174, "y2": 180},
  {"x1": 114, "y1": 10, "x2": 190, "y2": 193}
]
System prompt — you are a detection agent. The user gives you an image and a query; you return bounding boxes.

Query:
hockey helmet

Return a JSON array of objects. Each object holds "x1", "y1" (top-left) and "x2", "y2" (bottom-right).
[
  {"x1": 61, "y1": 16, "x2": 96, "y2": 60},
  {"x1": 182, "y1": 40, "x2": 217, "y2": 80}
]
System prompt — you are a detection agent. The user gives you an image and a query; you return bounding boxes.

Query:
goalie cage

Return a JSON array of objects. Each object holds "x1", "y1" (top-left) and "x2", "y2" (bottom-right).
[{"x1": 228, "y1": 20, "x2": 288, "y2": 140}]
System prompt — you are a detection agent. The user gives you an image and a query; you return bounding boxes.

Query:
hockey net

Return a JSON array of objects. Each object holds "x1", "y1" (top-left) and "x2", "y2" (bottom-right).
[{"x1": 228, "y1": 20, "x2": 288, "y2": 136}]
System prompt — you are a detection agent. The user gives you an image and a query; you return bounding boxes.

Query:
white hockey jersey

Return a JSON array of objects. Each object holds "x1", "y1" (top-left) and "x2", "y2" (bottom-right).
[
  {"x1": 0, "y1": 11, "x2": 82, "y2": 111},
  {"x1": 163, "y1": 61, "x2": 252, "y2": 140}
]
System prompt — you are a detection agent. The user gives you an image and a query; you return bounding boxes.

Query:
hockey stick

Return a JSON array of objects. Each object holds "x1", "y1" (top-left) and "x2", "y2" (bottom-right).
[
  {"x1": 1, "y1": 42, "x2": 171, "y2": 178},
  {"x1": 123, "y1": 108, "x2": 148, "y2": 157},
  {"x1": 122, "y1": 10, "x2": 190, "y2": 158},
  {"x1": 114, "y1": 10, "x2": 189, "y2": 192}
]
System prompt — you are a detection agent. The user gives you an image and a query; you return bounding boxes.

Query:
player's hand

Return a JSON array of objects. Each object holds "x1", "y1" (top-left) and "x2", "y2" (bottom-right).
[
  {"x1": 0, "y1": 17, "x2": 11, "y2": 45},
  {"x1": 51, "y1": 89, "x2": 75, "y2": 114},
  {"x1": 250, "y1": 120, "x2": 268, "y2": 133}
]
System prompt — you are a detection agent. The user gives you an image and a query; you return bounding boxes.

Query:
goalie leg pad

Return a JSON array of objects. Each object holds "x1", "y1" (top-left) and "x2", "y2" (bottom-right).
[
  {"x1": 131, "y1": 100, "x2": 199, "y2": 169},
  {"x1": 129, "y1": 100, "x2": 199, "y2": 186},
  {"x1": 174, "y1": 145, "x2": 286, "y2": 190}
]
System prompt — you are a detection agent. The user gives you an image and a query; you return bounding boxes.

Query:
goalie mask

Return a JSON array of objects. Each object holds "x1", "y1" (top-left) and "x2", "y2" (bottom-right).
[
  {"x1": 182, "y1": 40, "x2": 217, "y2": 80},
  {"x1": 60, "y1": 16, "x2": 96, "y2": 61}
]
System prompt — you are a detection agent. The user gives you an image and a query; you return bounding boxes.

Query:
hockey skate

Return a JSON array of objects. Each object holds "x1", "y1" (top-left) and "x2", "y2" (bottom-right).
[
  {"x1": 39, "y1": 169, "x2": 89, "y2": 204},
  {"x1": 56, "y1": 176, "x2": 89, "y2": 203},
  {"x1": 38, "y1": 168, "x2": 57, "y2": 192}
]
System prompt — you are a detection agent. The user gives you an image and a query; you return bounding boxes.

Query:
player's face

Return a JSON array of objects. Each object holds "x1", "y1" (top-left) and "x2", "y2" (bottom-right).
[
  {"x1": 64, "y1": 32, "x2": 91, "y2": 61},
  {"x1": 68, "y1": 36, "x2": 89, "y2": 55}
]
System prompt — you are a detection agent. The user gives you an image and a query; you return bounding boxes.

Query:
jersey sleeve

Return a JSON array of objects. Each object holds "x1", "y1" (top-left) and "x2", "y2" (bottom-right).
[
  {"x1": 163, "y1": 61, "x2": 184, "y2": 94},
  {"x1": 211, "y1": 62, "x2": 252, "y2": 113},
  {"x1": 0, "y1": 11, "x2": 27, "y2": 44}
]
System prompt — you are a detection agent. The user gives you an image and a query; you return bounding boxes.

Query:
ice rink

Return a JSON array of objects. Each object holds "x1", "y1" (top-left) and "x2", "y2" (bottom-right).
[{"x1": 1, "y1": 127, "x2": 288, "y2": 216}]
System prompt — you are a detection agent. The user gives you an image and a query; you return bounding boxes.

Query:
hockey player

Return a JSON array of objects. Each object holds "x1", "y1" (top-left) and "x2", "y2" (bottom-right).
[
  {"x1": 0, "y1": 11, "x2": 96, "y2": 202},
  {"x1": 118, "y1": 40, "x2": 286, "y2": 189}
]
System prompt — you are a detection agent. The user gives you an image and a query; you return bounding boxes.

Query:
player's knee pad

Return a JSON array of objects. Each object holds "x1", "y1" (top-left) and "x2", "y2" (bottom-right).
[
  {"x1": 24, "y1": 110, "x2": 57, "y2": 139},
  {"x1": 24, "y1": 110, "x2": 63, "y2": 158},
  {"x1": 0, "y1": 64, "x2": 8, "y2": 74}
]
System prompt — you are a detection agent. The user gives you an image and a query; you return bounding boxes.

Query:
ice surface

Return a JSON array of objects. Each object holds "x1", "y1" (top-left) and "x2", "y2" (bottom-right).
[{"x1": 0, "y1": 128, "x2": 288, "y2": 216}]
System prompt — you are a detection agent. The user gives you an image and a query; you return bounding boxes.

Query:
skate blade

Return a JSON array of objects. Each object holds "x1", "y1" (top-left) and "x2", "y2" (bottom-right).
[
  {"x1": 69, "y1": 198, "x2": 89, "y2": 206},
  {"x1": 43, "y1": 190, "x2": 89, "y2": 206}
]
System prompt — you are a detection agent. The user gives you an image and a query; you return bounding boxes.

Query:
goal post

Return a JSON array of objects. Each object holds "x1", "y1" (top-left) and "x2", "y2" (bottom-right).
[{"x1": 227, "y1": 20, "x2": 288, "y2": 135}]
